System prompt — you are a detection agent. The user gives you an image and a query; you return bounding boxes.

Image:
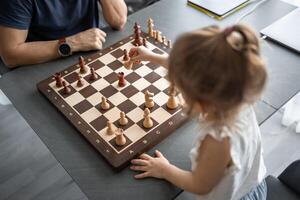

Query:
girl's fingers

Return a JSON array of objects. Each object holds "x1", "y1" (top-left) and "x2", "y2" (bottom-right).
[
  {"x1": 134, "y1": 172, "x2": 150, "y2": 179},
  {"x1": 131, "y1": 159, "x2": 148, "y2": 166},
  {"x1": 130, "y1": 165, "x2": 147, "y2": 172},
  {"x1": 129, "y1": 48, "x2": 138, "y2": 57},
  {"x1": 155, "y1": 150, "x2": 163, "y2": 158},
  {"x1": 139, "y1": 153, "x2": 152, "y2": 160}
]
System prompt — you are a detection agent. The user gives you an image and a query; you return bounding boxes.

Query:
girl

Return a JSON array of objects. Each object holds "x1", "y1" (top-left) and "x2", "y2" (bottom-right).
[{"x1": 129, "y1": 24, "x2": 268, "y2": 200}]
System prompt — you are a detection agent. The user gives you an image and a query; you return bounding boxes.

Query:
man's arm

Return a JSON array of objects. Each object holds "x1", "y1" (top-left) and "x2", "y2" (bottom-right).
[
  {"x1": 0, "y1": 26, "x2": 106, "y2": 68},
  {"x1": 100, "y1": 0, "x2": 127, "y2": 30}
]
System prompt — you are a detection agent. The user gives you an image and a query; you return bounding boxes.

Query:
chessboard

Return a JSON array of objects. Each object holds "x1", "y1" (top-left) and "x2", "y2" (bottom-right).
[{"x1": 37, "y1": 26, "x2": 188, "y2": 169}]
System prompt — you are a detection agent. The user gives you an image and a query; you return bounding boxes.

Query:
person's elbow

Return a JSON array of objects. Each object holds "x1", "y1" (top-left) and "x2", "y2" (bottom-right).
[
  {"x1": 110, "y1": 14, "x2": 127, "y2": 30},
  {"x1": 1, "y1": 53, "x2": 18, "y2": 68}
]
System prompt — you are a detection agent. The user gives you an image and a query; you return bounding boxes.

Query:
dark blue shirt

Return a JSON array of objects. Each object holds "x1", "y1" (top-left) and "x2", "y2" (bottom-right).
[{"x1": 0, "y1": 0, "x2": 100, "y2": 41}]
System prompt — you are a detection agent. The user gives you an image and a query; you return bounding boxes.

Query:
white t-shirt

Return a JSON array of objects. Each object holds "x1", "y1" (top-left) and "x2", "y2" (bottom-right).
[{"x1": 190, "y1": 105, "x2": 266, "y2": 200}]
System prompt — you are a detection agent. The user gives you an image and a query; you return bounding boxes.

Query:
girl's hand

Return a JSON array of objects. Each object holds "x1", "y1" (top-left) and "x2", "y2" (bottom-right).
[
  {"x1": 130, "y1": 150, "x2": 170, "y2": 179},
  {"x1": 129, "y1": 46, "x2": 157, "y2": 63}
]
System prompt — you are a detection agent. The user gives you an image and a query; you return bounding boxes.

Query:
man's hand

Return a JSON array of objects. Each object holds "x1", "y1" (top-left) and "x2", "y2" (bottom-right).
[
  {"x1": 130, "y1": 150, "x2": 171, "y2": 179},
  {"x1": 67, "y1": 28, "x2": 106, "y2": 52}
]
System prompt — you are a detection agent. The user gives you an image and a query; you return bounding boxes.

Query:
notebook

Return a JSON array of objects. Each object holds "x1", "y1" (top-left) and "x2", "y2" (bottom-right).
[
  {"x1": 260, "y1": 8, "x2": 300, "y2": 53},
  {"x1": 187, "y1": 0, "x2": 250, "y2": 20}
]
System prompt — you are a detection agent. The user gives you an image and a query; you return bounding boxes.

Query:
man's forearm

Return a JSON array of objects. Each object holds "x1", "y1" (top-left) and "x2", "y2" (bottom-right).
[
  {"x1": 100, "y1": 0, "x2": 127, "y2": 30},
  {"x1": 2, "y1": 40, "x2": 60, "y2": 68}
]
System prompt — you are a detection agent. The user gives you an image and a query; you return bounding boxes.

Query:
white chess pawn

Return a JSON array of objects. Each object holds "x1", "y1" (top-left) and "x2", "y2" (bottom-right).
[
  {"x1": 119, "y1": 112, "x2": 128, "y2": 126},
  {"x1": 167, "y1": 94, "x2": 179, "y2": 110},
  {"x1": 100, "y1": 97, "x2": 110, "y2": 110},
  {"x1": 115, "y1": 128, "x2": 127, "y2": 146},
  {"x1": 143, "y1": 108, "x2": 153, "y2": 129},
  {"x1": 167, "y1": 87, "x2": 179, "y2": 110},
  {"x1": 106, "y1": 121, "x2": 115, "y2": 135},
  {"x1": 145, "y1": 90, "x2": 154, "y2": 108}
]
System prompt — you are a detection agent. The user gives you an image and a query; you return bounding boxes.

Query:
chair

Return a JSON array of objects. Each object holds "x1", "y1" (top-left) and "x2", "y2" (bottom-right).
[{"x1": 266, "y1": 160, "x2": 300, "y2": 200}]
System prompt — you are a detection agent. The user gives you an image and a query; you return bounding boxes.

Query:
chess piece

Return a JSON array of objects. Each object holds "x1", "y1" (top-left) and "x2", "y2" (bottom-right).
[
  {"x1": 119, "y1": 112, "x2": 128, "y2": 126},
  {"x1": 124, "y1": 60, "x2": 133, "y2": 70},
  {"x1": 118, "y1": 72, "x2": 126, "y2": 87},
  {"x1": 148, "y1": 18, "x2": 154, "y2": 37},
  {"x1": 143, "y1": 38, "x2": 148, "y2": 48},
  {"x1": 153, "y1": 30, "x2": 157, "y2": 40},
  {"x1": 89, "y1": 67, "x2": 98, "y2": 81},
  {"x1": 145, "y1": 90, "x2": 154, "y2": 108},
  {"x1": 157, "y1": 31, "x2": 162, "y2": 43},
  {"x1": 62, "y1": 81, "x2": 71, "y2": 95},
  {"x1": 76, "y1": 73, "x2": 84, "y2": 87},
  {"x1": 115, "y1": 128, "x2": 127, "y2": 146},
  {"x1": 106, "y1": 121, "x2": 115, "y2": 135},
  {"x1": 143, "y1": 108, "x2": 153, "y2": 129},
  {"x1": 79, "y1": 56, "x2": 87, "y2": 74},
  {"x1": 134, "y1": 22, "x2": 142, "y2": 46},
  {"x1": 167, "y1": 86, "x2": 179, "y2": 109},
  {"x1": 123, "y1": 49, "x2": 129, "y2": 61},
  {"x1": 167, "y1": 40, "x2": 172, "y2": 48},
  {"x1": 54, "y1": 72, "x2": 63, "y2": 88},
  {"x1": 162, "y1": 36, "x2": 166, "y2": 45},
  {"x1": 123, "y1": 49, "x2": 133, "y2": 70},
  {"x1": 100, "y1": 97, "x2": 110, "y2": 110}
]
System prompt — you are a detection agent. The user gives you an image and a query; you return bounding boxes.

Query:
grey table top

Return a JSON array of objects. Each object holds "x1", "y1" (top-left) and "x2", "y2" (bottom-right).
[
  {"x1": 0, "y1": 0, "x2": 298, "y2": 199},
  {"x1": 0, "y1": 90, "x2": 87, "y2": 200}
]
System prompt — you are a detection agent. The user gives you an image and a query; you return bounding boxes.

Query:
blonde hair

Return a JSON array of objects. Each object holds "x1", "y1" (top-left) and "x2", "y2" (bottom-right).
[{"x1": 168, "y1": 25, "x2": 267, "y2": 124}]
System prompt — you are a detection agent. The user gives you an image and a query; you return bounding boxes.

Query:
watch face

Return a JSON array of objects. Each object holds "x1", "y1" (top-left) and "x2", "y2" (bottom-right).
[{"x1": 59, "y1": 43, "x2": 71, "y2": 56}]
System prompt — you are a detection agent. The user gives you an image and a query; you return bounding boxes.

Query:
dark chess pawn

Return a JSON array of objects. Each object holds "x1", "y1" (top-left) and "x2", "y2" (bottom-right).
[
  {"x1": 54, "y1": 72, "x2": 63, "y2": 88},
  {"x1": 62, "y1": 81, "x2": 71, "y2": 95},
  {"x1": 118, "y1": 72, "x2": 126, "y2": 87},
  {"x1": 89, "y1": 67, "x2": 98, "y2": 81},
  {"x1": 76, "y1": 73, "x2": 84, "y2": 87},
  {"x1": 123, "y1": 49, "x2": 129, "y2": 62},
  {"x1": 79, "y1": 56, "x2": 87, "y2": 74},
  {"x1": 143, "y1": 38, "x2": 148, "y2": 48}
]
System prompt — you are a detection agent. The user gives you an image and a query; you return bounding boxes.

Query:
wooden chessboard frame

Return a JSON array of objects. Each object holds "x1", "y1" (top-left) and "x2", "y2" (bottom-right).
[{"x1": 37, "y1": 32, "x2": 188, "y2": 170}]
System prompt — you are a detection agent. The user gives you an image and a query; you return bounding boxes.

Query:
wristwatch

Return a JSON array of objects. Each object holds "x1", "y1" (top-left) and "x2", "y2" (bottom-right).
[{"x1": 58, "y1": 38, "x2": 72, "y2": 57}]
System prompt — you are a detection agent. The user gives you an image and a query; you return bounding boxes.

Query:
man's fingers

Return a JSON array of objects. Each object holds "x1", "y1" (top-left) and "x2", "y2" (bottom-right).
[
  {"x1": 139, "y1": 153, "x2": 152, "y2": 160},
  {"x1": 94, "y1": 28, "x2": 107, "y2": 38},
  {"x1": 131, "y1": 159, "x2": 148, "y2": 166},
  {"x1": 134, "y1": 172, "x2": 150, "y2": 179},
  {"x1": 97, "y1": 35, "x2": 106, "y2": 44},
  {"x1": 130, "y1": 165, "x2": 147, "y2": 172}
]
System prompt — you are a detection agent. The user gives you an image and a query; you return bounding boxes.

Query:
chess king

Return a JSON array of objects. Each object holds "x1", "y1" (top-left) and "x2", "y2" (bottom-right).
[{"x1": 0, "y1": 0, "x2": 128, "y2": 68}]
